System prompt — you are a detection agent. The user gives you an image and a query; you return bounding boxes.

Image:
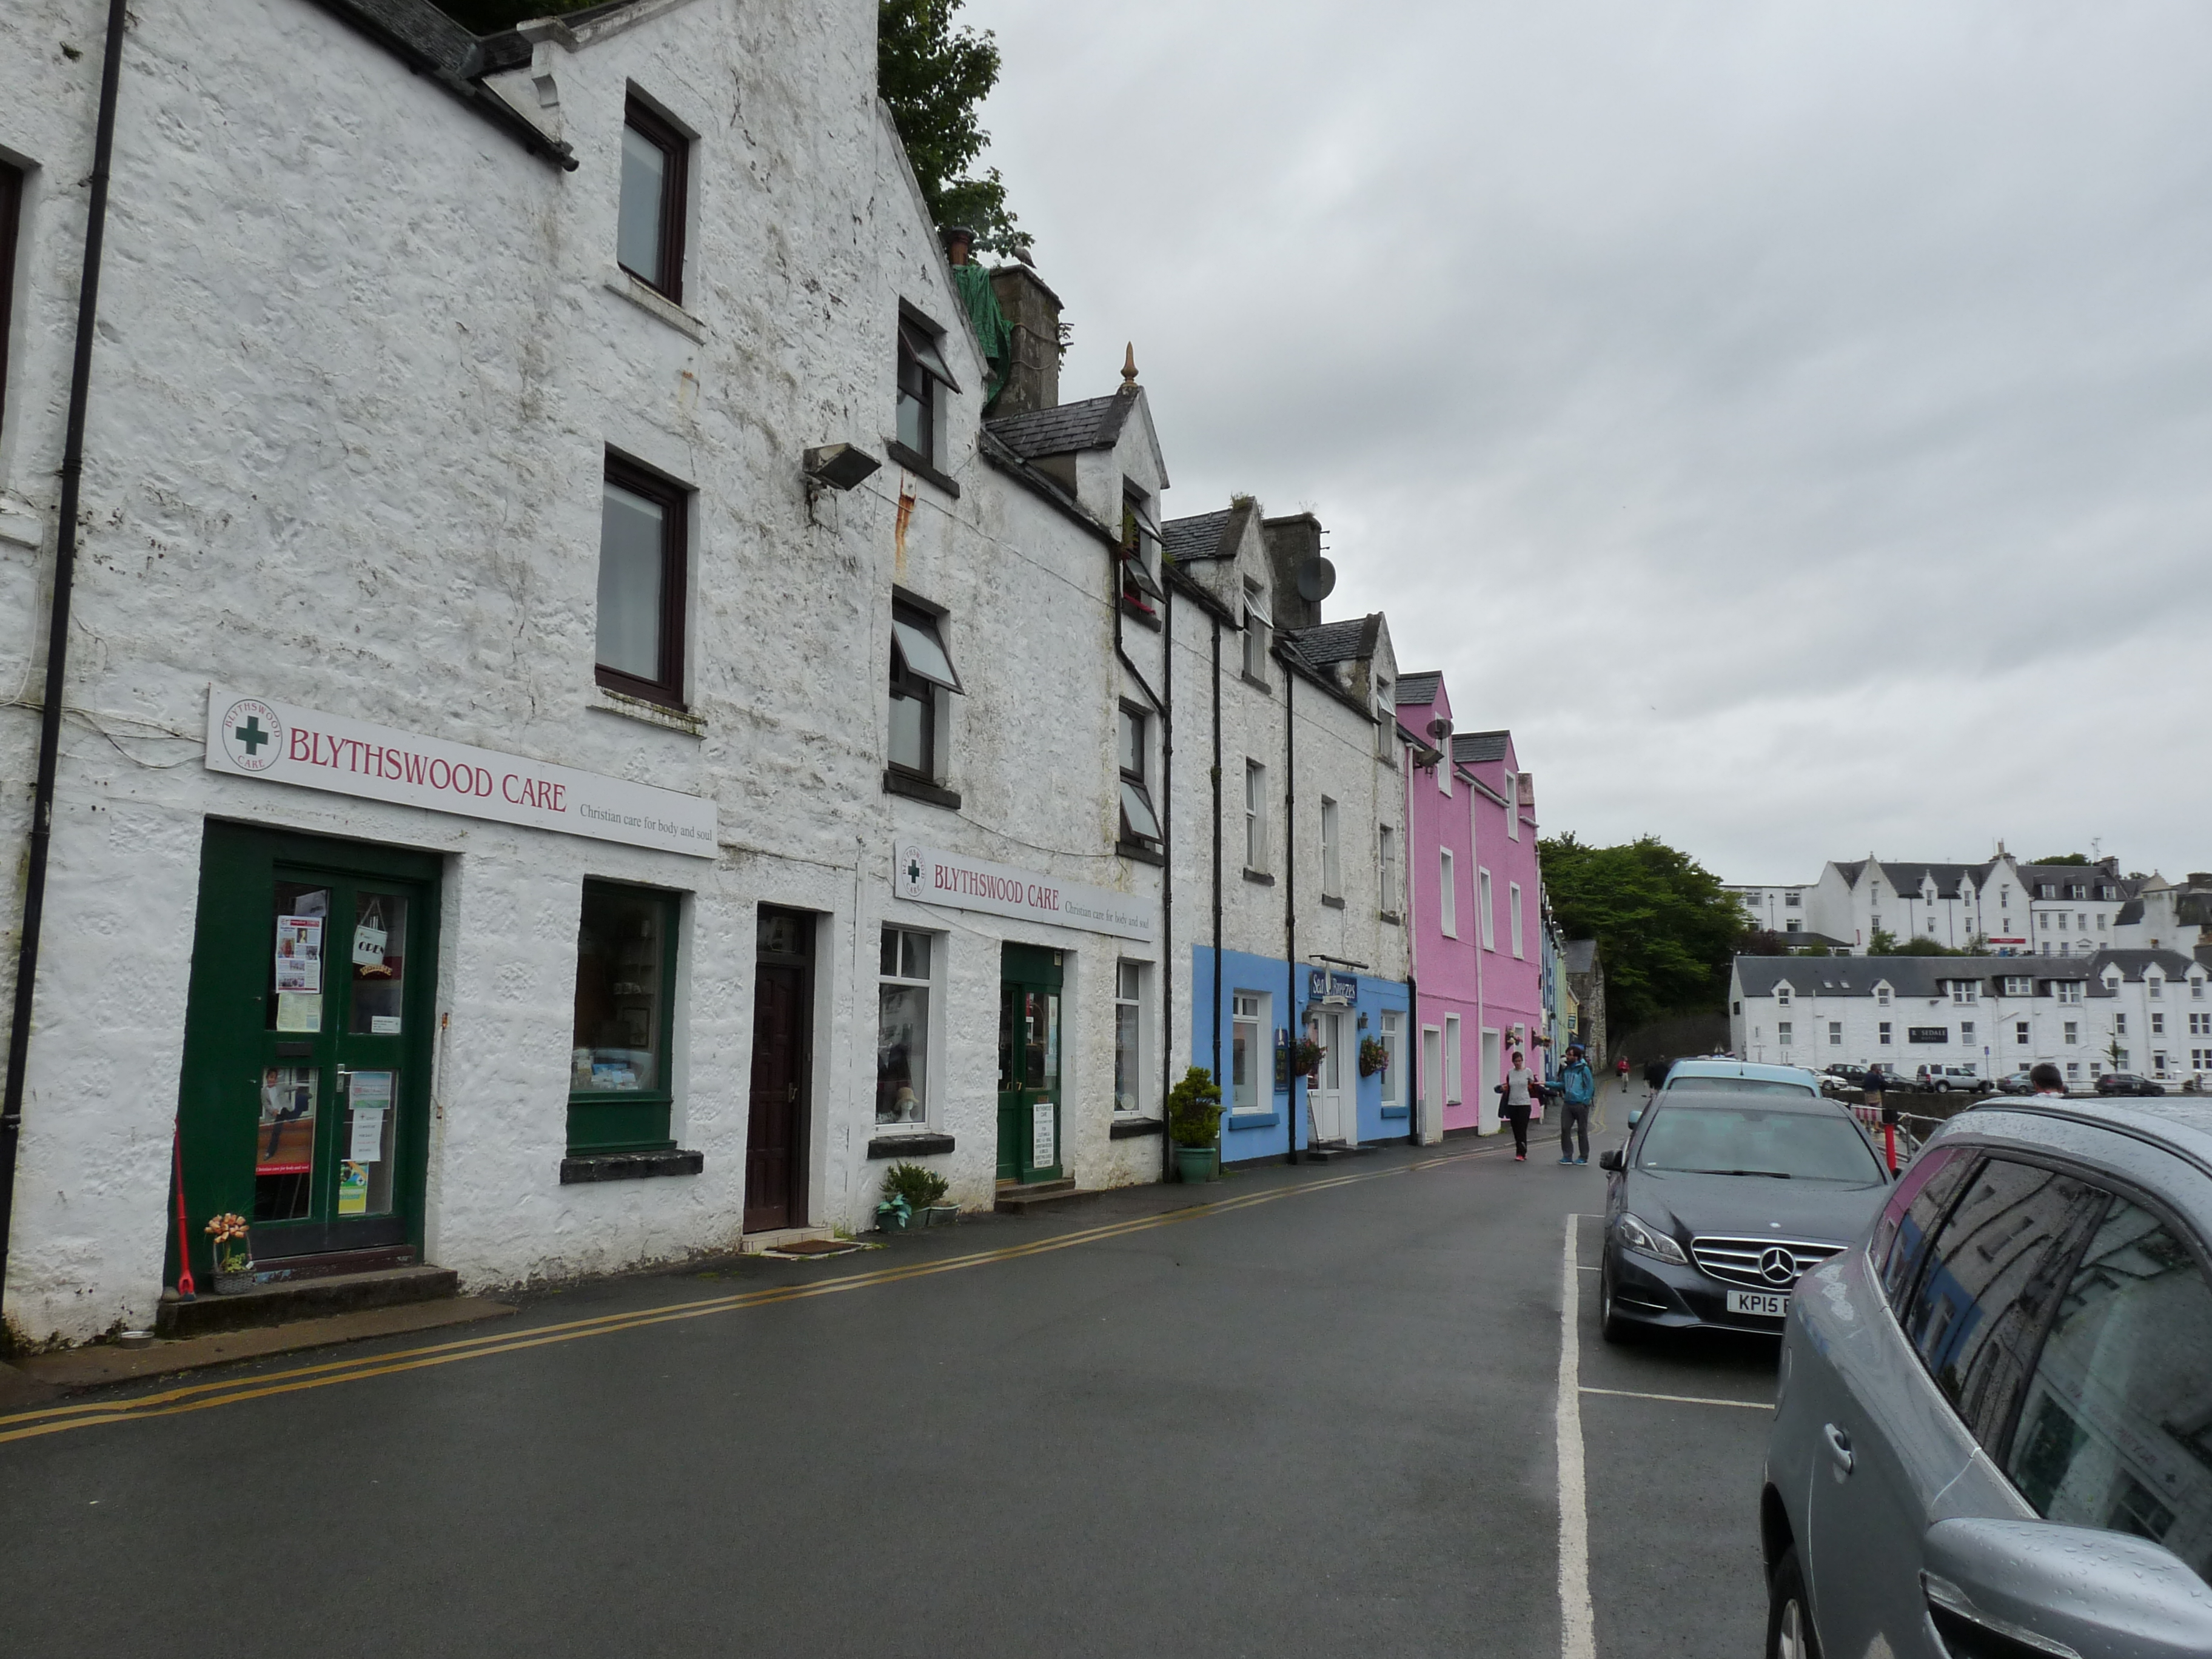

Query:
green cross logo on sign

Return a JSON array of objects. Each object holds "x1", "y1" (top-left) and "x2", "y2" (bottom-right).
[{"x1": 218, "y1": 698, "x2": 284, "y2": 773}]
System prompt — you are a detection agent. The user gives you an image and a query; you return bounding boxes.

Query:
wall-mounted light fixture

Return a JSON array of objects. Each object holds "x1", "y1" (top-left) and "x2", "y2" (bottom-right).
[{"x1": 804, "y1": 443, "x2": 880, "y2": 492}]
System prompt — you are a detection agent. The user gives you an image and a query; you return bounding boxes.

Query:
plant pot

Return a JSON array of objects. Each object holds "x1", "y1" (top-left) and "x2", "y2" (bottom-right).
[
  {"x1": 1175, "y1": 1145, "x2": 1217, "y2": 1185},
  {"x1": 877, "y1": 1208, "x2": 910, "y2": 1233},
  {"x1": 919, "y1": 1204, "x2": 959, "y2": 1228},
  {"x1": 212, "y1": 1270, "x2": 256, "y2": 1295}
]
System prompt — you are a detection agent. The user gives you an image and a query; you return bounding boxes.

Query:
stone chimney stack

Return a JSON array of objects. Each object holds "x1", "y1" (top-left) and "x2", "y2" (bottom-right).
[
  {"x1": 988, "y1": 264, "x2": 1062, "y2": 416},
  {"x1": 1261, "y1": 512, "x2": 1326, "y2": 632}
]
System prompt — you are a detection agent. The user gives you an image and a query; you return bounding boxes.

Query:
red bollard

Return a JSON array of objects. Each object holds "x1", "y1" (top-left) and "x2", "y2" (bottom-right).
[{"x1": 170, "y1": 1122, "x2": 196, "y2": 1298}]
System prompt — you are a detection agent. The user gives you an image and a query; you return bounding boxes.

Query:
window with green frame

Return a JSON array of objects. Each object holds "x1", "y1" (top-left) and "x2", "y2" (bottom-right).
[{"x1": 568, "y1": 880, "x2": 680, "y2": 1153}]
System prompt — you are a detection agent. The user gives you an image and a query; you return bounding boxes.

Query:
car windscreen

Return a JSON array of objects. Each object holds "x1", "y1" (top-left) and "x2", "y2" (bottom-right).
[
  {"x1": 1636, "y1": 1105, "x2": 1884, "y2": 1182},
  {"x1": 1662, "y1": 1076, "x2": 1817, "y2": 1097}
]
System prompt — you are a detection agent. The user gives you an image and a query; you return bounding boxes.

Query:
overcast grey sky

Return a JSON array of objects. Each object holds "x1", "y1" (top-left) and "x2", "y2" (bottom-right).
[{"x1": 960, "y1": 0, "x2": 2212, "y2": 883}]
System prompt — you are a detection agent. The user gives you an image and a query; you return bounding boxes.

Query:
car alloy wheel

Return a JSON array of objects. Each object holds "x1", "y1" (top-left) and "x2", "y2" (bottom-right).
[
  {"x1": 1599, "y1": 1269, "x2": 1635, "y2": 1344},
  {"x1": 1765, "y1": 1547, "x2": 1821, "y2": 1659}
]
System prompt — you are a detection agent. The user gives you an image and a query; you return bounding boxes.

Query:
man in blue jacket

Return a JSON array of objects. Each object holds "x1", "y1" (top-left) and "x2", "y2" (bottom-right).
[{"x1": 1556, "y1": 1045, "x2": 1596, "y2": 1165}]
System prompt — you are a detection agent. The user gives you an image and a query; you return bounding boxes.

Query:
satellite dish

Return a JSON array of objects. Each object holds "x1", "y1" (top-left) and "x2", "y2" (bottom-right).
[{"x1": 1295, "y1": 556, "x2": 1336, "y2": 603}]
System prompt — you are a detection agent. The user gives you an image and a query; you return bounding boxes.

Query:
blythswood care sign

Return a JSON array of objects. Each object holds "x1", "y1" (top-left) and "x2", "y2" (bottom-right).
[
  {"x1": 206, "y1": 688, "x2": 717, "y2": 858},
  {"x1": 894, "y1": 844, "x2": 1155, "y2": 942}
]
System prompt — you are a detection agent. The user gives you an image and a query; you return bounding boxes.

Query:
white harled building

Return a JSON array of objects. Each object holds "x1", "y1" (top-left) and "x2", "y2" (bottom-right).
[{"x1": 0, "y1": 0, "x2": 1178, "y2": 1346}]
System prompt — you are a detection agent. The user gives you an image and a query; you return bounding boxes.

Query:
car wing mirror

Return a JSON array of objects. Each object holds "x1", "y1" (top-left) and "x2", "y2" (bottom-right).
[
  {"x1": 1626, "y1": 1110, "x2": 1641, "y2": 1128},
  {"x1": 1597, "y1": 1149, "x2": 1624, "y2": 1173},
  {"x1": 1922, "y1": 1518, "x2": 2212, "y2": 1659}
]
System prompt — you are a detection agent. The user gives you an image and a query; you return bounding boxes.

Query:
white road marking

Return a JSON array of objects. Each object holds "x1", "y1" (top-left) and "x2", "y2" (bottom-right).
[
  {"x1": 1579, "y1": 1386, "x2": 1774, "y2": 1411},
  {"x1": 1559, "y1": 1213, "x2": 1597, "y2": 1659},
  {"x1": 1576, "y1": 1265, "x2": 1600, "y2": 1272}
]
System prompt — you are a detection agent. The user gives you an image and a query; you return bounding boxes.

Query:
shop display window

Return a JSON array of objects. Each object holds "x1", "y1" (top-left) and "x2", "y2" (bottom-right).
[
  {"x1": 877, "y1": 928, "x2": 933, "y2": 1125},
  {"x1": 568, "y1": 881, "x2": 680, "y2": 1154}
]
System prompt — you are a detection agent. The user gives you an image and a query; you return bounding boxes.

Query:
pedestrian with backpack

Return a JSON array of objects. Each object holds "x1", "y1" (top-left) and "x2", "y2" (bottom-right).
[{"x1": 1556, "y1": 1045, "x2": 1595, "y2": 1165}]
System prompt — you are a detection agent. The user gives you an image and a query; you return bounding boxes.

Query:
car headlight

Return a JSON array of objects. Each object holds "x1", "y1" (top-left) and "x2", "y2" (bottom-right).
[{"x1": 1617, "y1": 1212, "x2": 1689, "y2": 1265}]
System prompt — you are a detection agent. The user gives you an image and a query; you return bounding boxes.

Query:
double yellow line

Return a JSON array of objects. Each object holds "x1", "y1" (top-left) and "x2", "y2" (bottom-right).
[{"x1": 1, "y1": 1141, "x2": 1509, "y2": 1447}]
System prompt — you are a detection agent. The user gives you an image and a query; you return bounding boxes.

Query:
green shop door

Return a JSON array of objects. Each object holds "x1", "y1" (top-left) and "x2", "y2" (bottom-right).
[
  {"x1": 169, "y1": 823, "x2": 442, "y2": 1285},
  {"x1": 996, "y1": 943, "x2": 1064, "y2": 1185}
]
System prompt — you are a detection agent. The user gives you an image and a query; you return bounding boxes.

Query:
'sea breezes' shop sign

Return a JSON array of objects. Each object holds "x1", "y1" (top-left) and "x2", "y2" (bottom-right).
[
  {"x1": 206, "y1": 688, "x2": 717, "y2": 859},
  {"x1": 894, "y1": 843, "x2": 1155, "y2": 942}
]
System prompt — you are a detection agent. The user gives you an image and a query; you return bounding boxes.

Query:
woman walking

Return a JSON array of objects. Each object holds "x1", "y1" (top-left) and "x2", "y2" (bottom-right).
[{"x1": 1498, "y1": 1049, "x2": 1540, "y2": 1161}]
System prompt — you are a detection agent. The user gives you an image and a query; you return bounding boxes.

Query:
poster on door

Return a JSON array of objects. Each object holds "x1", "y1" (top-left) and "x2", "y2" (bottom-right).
[
  {"x1": 1031, "y1": 1101, "x2": 1056, "y2": 1169},
  {"x1": 275, "y1": 916, "x2": 323, "y2": 993}
]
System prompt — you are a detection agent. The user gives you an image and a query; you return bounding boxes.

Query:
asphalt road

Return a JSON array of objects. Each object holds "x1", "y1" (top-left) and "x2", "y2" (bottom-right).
[{"x1": 1, "y1": 1079, "x2": 1778, "y2": 1658}]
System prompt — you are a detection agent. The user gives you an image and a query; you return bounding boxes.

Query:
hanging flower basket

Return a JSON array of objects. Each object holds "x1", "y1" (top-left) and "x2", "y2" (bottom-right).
[{"x1": 1358, "y1": 1036, "x2": 1389, "y2": 1078}]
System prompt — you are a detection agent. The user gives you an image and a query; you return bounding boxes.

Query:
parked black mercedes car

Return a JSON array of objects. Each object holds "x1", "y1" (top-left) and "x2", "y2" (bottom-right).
[{"x1": 1597, "y1": 1088, "x2": 1895, "y2": 1340}]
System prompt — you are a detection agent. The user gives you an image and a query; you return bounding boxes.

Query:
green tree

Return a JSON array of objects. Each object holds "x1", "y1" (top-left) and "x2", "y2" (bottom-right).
[
  {"x1": 1538, "y1": 834, "x2": 1746, "y2": 1031},
  {"x1": 1868, "y1": 925, "x2": 1900, "y2": 954},
  {"x1": 2031, "y1": 853, "x2": 2091, "y2": 866},
  {"x1": 878, "y1": 0, "x2": 1021, "y2": 249}
]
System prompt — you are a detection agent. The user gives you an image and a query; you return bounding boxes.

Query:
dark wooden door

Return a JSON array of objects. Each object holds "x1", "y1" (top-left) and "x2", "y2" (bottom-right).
[{"x1": 745, "y1": 909, "x2": 814, "y2": 1233}]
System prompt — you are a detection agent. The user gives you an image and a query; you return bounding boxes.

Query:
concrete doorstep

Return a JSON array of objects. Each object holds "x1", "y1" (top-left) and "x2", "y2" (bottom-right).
[{"x1": 16, "y1": 1297, "x2": 518, "y2": 1395}]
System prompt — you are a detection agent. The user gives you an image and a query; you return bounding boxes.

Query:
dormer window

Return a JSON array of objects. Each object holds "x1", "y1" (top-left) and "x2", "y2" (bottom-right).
[
  {"x1": 1876, "y1": 985, "x2": 1892, "y2": 1007},
  {"x1": 1950, "y1": 981, "x2": 1977, "y2": 1005},
  {"x1": 1119, "y1": 488, "x2": 1162, "y2": 615},
  {"x1": 1777, "y1": 985, "x2": 1792, "y2": 1006},
  {"x1": 894, "y1": 312, "x2": 958, "y2": 468},
  {"x1": 1374, "y1": 677, "x2": 1393, "y2": 759},
  {"x1": 2149, "y1": 975, "x2": 2165, "y2": 1000},
  {"x1": 1241, "y1": 579, "x2": 1270, "y2": 683},
  {"x1": 2056, "y1": 980, "x2": 2083, "y2": 1004}
]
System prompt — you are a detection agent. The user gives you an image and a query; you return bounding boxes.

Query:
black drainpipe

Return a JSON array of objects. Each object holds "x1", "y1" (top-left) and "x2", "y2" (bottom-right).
[
  {"x1": 1158, "y1": 578, "x2": 1173, "y2": 1185},
  {"x1": 0, "y1": 0, "x2": 129, "y2": 1322},
  {"x1": 1283, "y1": 659, "x2": 1299, "y2": 1165},
  {"x1": 1406, "y1": 973, "x2": 1420, "y2": 1145},
  {"x1": 1210, "y1": 614, "x2": 1222, "y2": 1095}
]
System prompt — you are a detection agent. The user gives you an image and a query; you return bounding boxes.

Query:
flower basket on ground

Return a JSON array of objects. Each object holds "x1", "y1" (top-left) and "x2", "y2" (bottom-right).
[
  {"x1": 879, "y1": 1160, "x2": 954, "y2": 1230},
  {"x1": 204, "y1": 1212, "x2": 253, "y2": 1294}
]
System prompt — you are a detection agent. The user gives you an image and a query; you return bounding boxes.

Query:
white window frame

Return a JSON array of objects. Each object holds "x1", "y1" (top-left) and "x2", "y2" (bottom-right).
[
  {"x1": 1950, "y1": 981, "x2": 1977, "y2": 1005},
  {"x1": 1230, "y1": 990, "x2": 1270, "y2": 1113},
  {"x1": 2057, "y1": 980, "x2": 2083, "y2": 1005},
  {"x1": 1443, "y1": 1014, "x2": 1462, "y2": 1104},
  {"x1": 2064, "y1": 1021, "x2": 2079, "y2": 1045},
  {"x1": 1244, "y1": 760, "x2": 1268, "y2": 873},
  {"x1": 1879, "y1": 1022, "x2": 1892, "y2": 1046},
  {"x1": 1778, "y1": 1020, "x2": 1794, "y2": 1050},
  {"x1": 1876, "y1": 985, "x2": 1892, "y2": 1007},
  {"x1": 1439, "y1": 849, "x2": 1458, "y2": 937},
  {"x1": 2151, "y1": 1011, "x2": 2166, "y2": 1036},
  {"x1": 1509, "y1": 882, "x2": 1524, "y2": 959},
  {"x1": 875, "y1": 925, "x2": 940, "y2": 1128},
  {"x1": 1319, "y1": 796, "x2": 1341, "y2": 899},
  {"x1": 1113, "y1": 959, "x2": 1150, "y2": 1115},
  {"x1": 1478, "y1": 867, "x2": 1495, "y2": 950},
  {"x1": 1378, "y1": 823, "x2": 1399, "y2": 917},
  {"x1": 1829, "y1": 1021, "x2": 1843, "y2": 1047},
  {"x1": 1505, "y1": 773, "x2": 1520, "y2": 841},
  {"x1": 1242, "y1": 581, "x2": 1269, "y2": 682},
  {"x1": 2016, "y1": 1021, "x2": 2031, "y2": 1045},
  {"x1": 1379, "y1": 1009, "x2": 1404, "y2": 1109}
]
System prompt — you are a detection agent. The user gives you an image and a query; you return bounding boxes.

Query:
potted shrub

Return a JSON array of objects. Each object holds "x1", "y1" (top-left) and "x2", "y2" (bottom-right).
[
  {"x1": 880, "y1": 1160, "x2": 954, "y2": 1229},
  {"x1": 1358, "y1": 1036, "x2": 1389, "y2": 1078},
  {"x1": 1168, "y1": 1066, "x2": 1222, "y2": 1184}
]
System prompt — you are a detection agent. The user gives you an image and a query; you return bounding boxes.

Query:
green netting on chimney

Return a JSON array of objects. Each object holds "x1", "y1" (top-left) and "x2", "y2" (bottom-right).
[{"x1": 950, "y1": 261, "x2": 1013, "y2": 407}]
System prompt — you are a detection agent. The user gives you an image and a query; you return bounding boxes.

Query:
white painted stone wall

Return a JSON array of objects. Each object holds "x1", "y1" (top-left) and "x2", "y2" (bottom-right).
[{"x1": 0, "y1": 0, "x2": 1166, "y2": 1344}]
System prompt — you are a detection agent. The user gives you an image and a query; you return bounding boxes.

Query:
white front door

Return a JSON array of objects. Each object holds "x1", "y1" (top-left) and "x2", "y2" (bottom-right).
[{"x1": 1312, "y1": 1012, "x2": 1347, "y2": 1142}]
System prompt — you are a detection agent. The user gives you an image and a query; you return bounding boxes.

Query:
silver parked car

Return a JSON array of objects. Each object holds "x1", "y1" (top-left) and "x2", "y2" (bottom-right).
[{"x1": 1762, "y1": 1098, "x2": 2212, "y2": 1657}]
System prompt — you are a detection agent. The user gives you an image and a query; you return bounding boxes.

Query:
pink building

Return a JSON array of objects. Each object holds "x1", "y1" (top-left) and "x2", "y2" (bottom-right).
[{"x1": 1394, "y1": 674, "x2": 1545, "y2": 1135}]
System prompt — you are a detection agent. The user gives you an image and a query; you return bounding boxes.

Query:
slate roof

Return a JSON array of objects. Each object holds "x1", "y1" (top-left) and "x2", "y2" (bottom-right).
[
  {"x1": 1452, "y1": 729, "x2": 1510, "y2": 765},
  {"x1": 2118, "y1": 898, "x2": 2146, "y2": 925},
  {"x1": 1834, "y1": 860, "x2": 1868, "y2": 885},
  {"x1": 1395, "y1": 671, "x2": 1443, "y2": 707},
  {"x1": 1162, "y1": 509, "x2": 1233, "y2": 563},
  {"x1": 986, "y1": 390, "x2": 1138, "y2": 460},
  {"x1": 1734, "y1": 950, "x2": 2204, "y2": 1001},
  {"x1": 1563, "y1": 940, "x2": 1599, "y2": 977},
  {"x1": 1877, "y1": 861, "x2": 1992, "y2": 901},
  {"x1": 1284, "y1": 615, "x2": 1381, "y2": 668}
]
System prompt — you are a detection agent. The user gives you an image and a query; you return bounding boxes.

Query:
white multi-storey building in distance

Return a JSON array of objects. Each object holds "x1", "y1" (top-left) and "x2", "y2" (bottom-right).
[{"x1": 1731, "y1": 951, "x2": 2212, "y2": 1087}]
